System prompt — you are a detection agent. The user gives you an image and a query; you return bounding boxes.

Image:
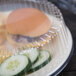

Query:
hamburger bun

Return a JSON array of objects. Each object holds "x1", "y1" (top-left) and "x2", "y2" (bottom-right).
[
  {"x1": 6, "y1": 8, "x2": 51, "y2": 37},
  {"x1": 0, "y1": 31, "x2": 6, "y2": 45}
]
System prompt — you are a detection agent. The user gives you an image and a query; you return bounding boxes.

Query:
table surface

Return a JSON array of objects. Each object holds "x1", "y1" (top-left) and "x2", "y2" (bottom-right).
[{"x1": 50, "y1": 3, "x2": 76, "y2": 76}]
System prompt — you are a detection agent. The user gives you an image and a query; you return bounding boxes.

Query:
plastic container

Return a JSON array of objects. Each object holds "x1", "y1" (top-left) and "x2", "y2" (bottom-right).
[{"x1": 0, "y1": 0, "x2": 73, "y2": 76}]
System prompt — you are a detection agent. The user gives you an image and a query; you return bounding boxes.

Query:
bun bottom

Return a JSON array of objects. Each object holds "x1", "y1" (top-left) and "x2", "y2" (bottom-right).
[{"x1": 0, "y1": 28, "x2": 6, "y2": 45}]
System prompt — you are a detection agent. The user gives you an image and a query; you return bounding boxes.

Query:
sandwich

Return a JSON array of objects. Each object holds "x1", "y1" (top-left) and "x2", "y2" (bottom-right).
[{"x1": 5, "y1": 8, "x2": 55, "y2": 47}]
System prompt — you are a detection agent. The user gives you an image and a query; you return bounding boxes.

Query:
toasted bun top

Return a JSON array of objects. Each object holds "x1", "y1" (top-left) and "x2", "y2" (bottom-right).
[{"x1": 6, "y1": 8, "x2": 51, "y2": 37}]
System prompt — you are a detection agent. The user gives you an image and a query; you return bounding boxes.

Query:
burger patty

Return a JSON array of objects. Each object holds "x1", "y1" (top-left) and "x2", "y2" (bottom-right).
[
  {"x1": 9, "y1": 34, "x2": 41, "y2": 43},
  {"x1": 8, "y1": 30, "x2": 52, "y2": 44}
]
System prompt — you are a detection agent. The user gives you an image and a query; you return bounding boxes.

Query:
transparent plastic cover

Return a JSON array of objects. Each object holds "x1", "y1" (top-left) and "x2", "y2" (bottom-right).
[{"x1": 0, "y1": 1, "x2": 68, "y2": 76}]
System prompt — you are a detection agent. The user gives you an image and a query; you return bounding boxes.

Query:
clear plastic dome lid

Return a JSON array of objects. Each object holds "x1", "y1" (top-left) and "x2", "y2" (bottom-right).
[
  {"x1": 0, "y1": 1, "x2": 68, "y2": 76},
  {"x1": 0, "y1": 0, "x2": 63, "y2": 49}
]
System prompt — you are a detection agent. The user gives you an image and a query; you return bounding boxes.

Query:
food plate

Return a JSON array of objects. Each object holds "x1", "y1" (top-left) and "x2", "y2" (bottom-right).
[{"x1": 0, "y1": 0, "x2": 73, "y2": 76}]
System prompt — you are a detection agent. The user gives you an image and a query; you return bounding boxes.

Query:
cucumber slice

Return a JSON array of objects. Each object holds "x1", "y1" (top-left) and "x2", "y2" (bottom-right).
[
  {"x1": 30, "y1": 50, "x2": 51, "y2": 72},
  {"x1": 0, "y1": 55, "x2": 31, "y2": 76},
  {"x1": 20, "y1": 48, "x2": 40, "y2": 64}
]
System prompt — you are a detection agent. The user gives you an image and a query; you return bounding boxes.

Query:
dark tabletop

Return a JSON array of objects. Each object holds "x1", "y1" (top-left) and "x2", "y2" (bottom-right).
[{"x1": 48, "y1": 1, "x2": 76, "y2": 76}]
